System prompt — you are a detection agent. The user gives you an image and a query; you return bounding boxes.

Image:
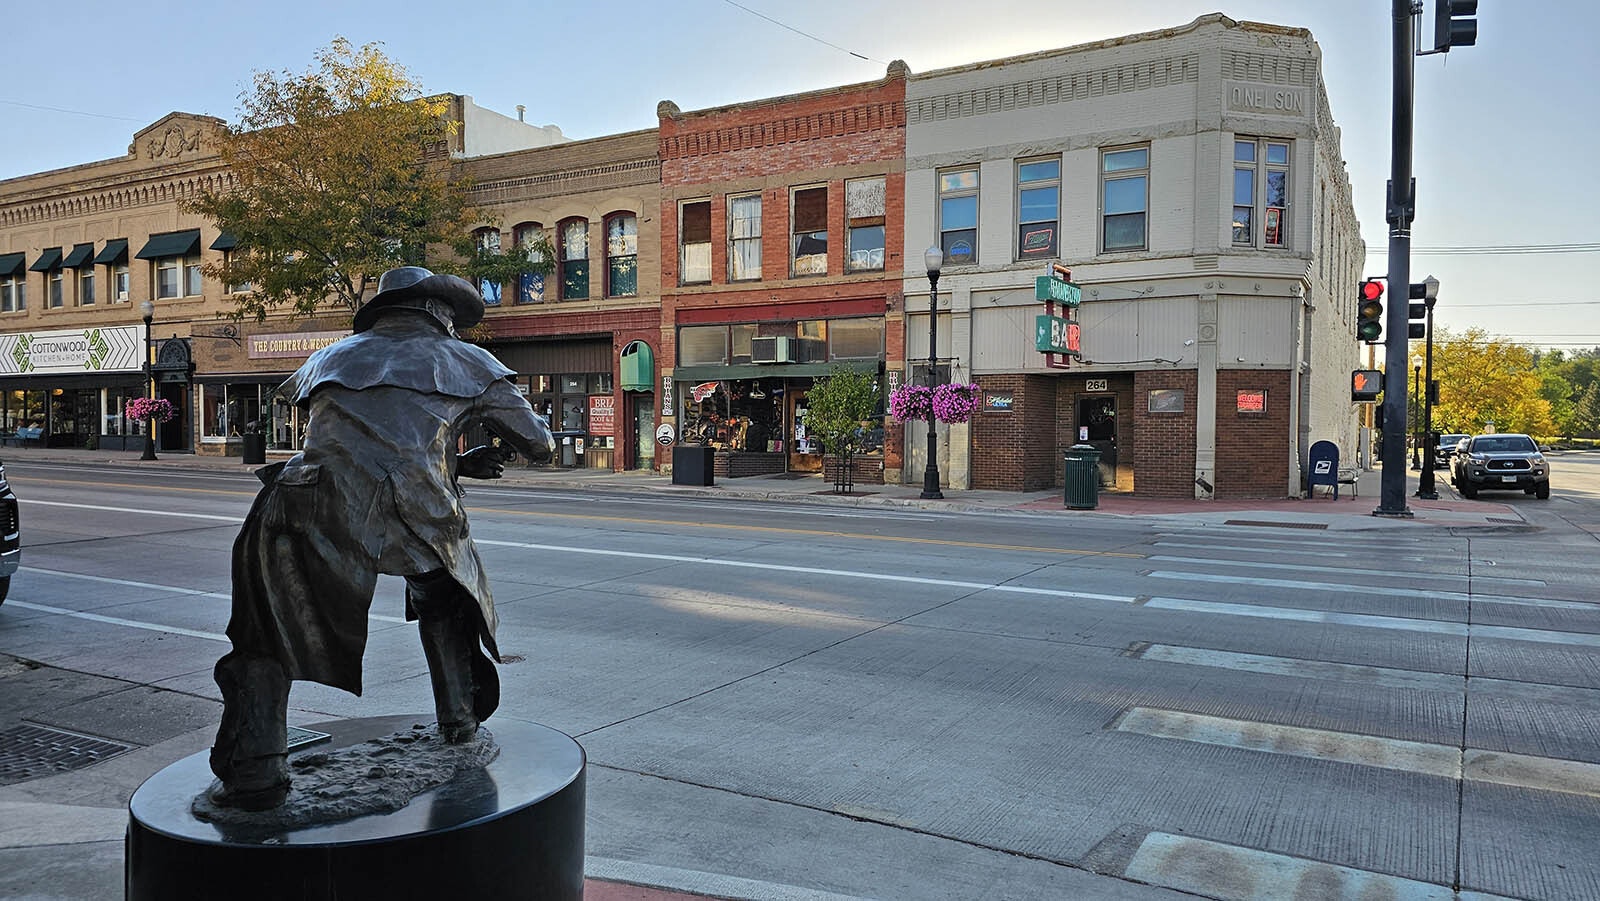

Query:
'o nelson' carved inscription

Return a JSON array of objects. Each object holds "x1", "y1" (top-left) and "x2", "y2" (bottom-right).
[{"x1": 1226, "y1": 82, "x2": 1308, "y2": 116}]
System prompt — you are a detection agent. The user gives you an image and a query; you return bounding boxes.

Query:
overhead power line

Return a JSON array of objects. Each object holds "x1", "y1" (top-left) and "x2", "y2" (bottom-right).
[
  {"x1": 0, "y1": 98, "x2": 143, "y2": 122},
  {"x1": 1370, "y1": 242, "x2": 1600, "y2": 256},
  {"x1": 720, "y1": 0, "x2": 883, "y2": 63}
]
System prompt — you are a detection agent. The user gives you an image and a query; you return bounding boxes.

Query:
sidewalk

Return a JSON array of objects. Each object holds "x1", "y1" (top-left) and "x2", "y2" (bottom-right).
[{"x1": 0, "y1": 444, "x2": 1528, "y2": 532}]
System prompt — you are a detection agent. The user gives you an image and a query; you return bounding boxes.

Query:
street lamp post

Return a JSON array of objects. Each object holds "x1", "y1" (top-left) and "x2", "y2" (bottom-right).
[
  {"x1": 920, "y1": 246, "x2": 944, "y2": 500},
  {"x1": 1411, "y1": 364, "x2": 1422, "y2": 470},
  {"x1": 139, "y1": 300, "x2": 157, "y2": 461},
  {"x1": 1415, "y1": 276, "x2": 1440, "y2": 499}
]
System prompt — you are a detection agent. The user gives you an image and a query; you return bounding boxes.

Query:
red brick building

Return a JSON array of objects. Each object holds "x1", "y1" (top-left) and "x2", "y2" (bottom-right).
[{"x1": 656, "y1": 64, "x2": 908, "y2": 481}]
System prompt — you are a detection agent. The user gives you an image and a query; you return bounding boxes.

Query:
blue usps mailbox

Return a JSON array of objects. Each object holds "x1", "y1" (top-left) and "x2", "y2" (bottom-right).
[{"x1": 1308, "y1": 440, "x2": 1341, "y2": 498}]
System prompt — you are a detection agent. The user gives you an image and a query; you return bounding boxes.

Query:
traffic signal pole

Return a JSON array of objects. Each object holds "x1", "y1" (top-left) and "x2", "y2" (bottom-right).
[{"x1": 1377, "y1": 0, "x2": 1416, "y2": 517}]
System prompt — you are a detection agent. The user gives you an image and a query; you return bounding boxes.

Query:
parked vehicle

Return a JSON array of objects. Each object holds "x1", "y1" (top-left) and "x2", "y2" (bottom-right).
[
  {"x1": 1434, "y1": 433, "x2": 1471, "y2": 469},
  {"x1": 0, "y1": 459, "x2": 17, "y2": 603},
  {"x1": 1450, "y1": 433, "x2": 1550, "y2": 499}
]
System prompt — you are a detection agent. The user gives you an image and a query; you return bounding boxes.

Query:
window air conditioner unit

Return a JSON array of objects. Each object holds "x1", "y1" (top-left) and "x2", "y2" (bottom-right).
[{"x1": 750, "y1": 336, "x2": 795, "y2": 364}]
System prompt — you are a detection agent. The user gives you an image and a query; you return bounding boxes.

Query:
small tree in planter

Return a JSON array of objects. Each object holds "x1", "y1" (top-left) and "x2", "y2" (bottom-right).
[{"x1": 801, "y1": 366, "x2": 880, "y2": 494}]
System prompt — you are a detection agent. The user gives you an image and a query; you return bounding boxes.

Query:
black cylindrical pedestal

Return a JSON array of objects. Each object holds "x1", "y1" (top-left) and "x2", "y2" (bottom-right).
[{"x1": 126, "y1": 716, "x2": 585, "y2": 901}]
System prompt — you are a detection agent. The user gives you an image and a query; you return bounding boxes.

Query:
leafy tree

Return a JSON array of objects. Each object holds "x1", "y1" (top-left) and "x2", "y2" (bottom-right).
[
  {"x1": 1428, "y1": 328, "x2": 1554, "y2": 436},
  {"x1": 1574, "y1": 381, "x2": 1600, "y2": 436},
  {"x1": 186, "y1": 37, "x2": 543, "y2": 323},
  {"x1": 801, "y1": 367, "x2": 880, "y2": 493}
]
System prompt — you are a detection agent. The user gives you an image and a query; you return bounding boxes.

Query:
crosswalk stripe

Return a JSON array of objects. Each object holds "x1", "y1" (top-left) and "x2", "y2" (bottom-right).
[
  {"x1": 1147, "y1": 555, "x2": 1544, "y2": 587},
  {"x1": 1113, "y1": 707, "x2": 1600, "y2": 798},
  {"x1": 1146, "y1": 571, "x2": 1587, "y2": 610}
]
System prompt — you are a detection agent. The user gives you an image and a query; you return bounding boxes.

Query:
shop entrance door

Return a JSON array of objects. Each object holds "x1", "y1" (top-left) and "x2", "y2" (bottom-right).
[
  {"x1": 633, "y1": 396, "x2": 655, "y2": 470},
  {"x1": 1076, "y1": 395, "x2": 1118, "y2": 486},
  {"x1": 787, "y1": 383, "x2": 823, "y2": 473}
]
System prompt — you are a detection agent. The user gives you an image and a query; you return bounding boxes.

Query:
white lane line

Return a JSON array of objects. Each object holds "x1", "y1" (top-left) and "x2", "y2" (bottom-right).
[
  {"x1": 471, "y1": 489, "x2": 943, "y2": 521},
  {"x1": 1123, "y1": 832, "x2": 1479, "y2": 901},
  {"x1": 1135, "y1": 644, "x2": 1465, "y2": 693},
  {"x1": 1114, "y1": 707, "x2": 1600, "y2": 798},
  {"x1": 20, "y1": 498, "x2": 242, "y2": 522},
  {"x1": 1148, "y1": 555, "x2": 1544, "y2": 587},
  {"x1": 584, "y1": 857, "x2": 871, "y2": 901},
  {"x1": 1147, "y1": 571, "x2": 1586, "y2": 610},
  {"x1": 5, "y1": 600, "x2": 229, "y2": 642},
  {"x1": 12, "y1": 569, "x2": 411, "y2": 625},
  {"x1": 474, "y1": 538, "x2": 1138, "y2": 603}
]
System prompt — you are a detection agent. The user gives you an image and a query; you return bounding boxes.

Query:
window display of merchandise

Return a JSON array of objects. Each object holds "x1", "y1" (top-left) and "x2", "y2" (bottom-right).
[{"x1": 680, "y1": 380, "x2": 784, "y2": 452}]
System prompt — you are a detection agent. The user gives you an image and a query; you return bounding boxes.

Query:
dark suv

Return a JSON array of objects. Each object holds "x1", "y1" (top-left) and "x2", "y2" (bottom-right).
[
  {"x1": 1435, "y1": 433, "x2": 1470, "y2": 469},
  {"x1": 1450, "y1": 433, "x2": 1550, "y2": 499}
]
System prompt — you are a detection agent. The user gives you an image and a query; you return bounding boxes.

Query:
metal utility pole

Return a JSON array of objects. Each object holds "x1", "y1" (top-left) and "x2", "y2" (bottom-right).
[{"x1": 1376, "y1": 0, "x2": 1416, "y2": 517}]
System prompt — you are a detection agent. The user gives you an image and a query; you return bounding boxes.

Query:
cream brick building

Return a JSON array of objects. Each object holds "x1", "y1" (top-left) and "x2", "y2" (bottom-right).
[{"x1": 900, "y1": 14, "x2": 1366, "y2": 497}]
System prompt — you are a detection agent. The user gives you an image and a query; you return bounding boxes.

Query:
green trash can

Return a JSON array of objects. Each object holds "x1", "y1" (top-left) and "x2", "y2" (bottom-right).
[{"x1": 1064, "y1": 444, "x2": 1102, "y2": 509}]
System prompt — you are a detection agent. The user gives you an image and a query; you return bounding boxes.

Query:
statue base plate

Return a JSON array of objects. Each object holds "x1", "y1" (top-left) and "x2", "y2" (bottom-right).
[{"x1": 126, "y1": 715, "x2": 585, "y2": 901}]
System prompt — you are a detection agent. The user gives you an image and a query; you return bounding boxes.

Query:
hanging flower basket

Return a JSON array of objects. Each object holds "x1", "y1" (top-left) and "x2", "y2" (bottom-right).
[
  {"x1": 888, "y1": 384, "x2": 931, "y2": 422},
  {"x1": 125, "y1": 397, "x2": 176, "y2": 423},
  {"x1": 932, "y1": 383, "x2": 982, "y2": 424}
]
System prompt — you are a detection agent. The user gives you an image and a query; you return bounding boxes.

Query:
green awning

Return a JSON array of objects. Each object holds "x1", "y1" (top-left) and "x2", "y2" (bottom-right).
[
  {"x1": 210, "y1": 233, "x2": 237, "y2": 251},
  {"x1": 61, "y1": 243, "x2": 95, "y2": 268},
  {"x1": 29, "y1": 247, "x2": 63, "y2": 271},
  {"x1": 620, "y1": 340, "x2": 654, "y2": 391},
  {"x1": 0, "y1": 253, "x2": 23, "y2": 277},
  {"x1": 93, "y1": 239, "x2": 129, "y2": 265},
  {"x1": 135, "y1": 229, "x2": 201, "y2": 260}
]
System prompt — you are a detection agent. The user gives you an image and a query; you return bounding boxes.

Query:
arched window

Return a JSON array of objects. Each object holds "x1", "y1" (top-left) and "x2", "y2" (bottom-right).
[
  {"x1": 512, "y1": 222, "x2": 546, "y2": 304},
  {"x1": 558, "y1": 218, "x2": 589, "y2": 301},
  {"x1": 604, "y1": 212, "x2": 637, "y2": 298},
  {"x1": 473, "y1": 227, "x2": 502, "y2": 305}
]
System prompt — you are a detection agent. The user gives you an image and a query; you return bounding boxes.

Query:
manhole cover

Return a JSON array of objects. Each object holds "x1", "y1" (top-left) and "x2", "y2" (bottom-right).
[{"x1": 0, "y1": 723, "x2": 133, "y2": 785}]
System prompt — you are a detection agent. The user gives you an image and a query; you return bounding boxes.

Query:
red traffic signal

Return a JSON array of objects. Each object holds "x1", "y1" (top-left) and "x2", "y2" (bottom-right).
[{"x1": 1357, "y1": 279, "x2": 1385, "y2": 343}]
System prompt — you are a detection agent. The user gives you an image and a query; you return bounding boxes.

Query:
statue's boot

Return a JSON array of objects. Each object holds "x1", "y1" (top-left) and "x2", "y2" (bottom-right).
[
  {"x1": 409, "y1": 575, "x2": 498, "y2": 744},
  {"x1": 208, "y1": 653, "x2": 290, "y2": 810}
]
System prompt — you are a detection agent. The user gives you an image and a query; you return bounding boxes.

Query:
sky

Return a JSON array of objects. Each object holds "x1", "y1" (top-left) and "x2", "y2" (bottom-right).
[{"x1": 5, "y1": 1, "x2": 1596, "y2": 356}]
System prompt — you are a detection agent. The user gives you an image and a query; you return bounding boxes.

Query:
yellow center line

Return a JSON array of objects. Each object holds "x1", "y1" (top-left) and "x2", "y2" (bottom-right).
[{"x1": 13, "y1": 475, "x2": 1143, "y2": 558}]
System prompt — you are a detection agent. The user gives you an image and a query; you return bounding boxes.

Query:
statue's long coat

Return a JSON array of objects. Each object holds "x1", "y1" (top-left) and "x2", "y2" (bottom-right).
[{"x1": 224, "y1": 315, "x2": 551, "y2": 697}]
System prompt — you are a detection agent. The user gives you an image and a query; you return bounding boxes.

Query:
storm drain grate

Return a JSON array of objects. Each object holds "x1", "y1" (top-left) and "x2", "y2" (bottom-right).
[
  {"x1": 0, "y1": 723, "x2": 133, "y2": 785},
  {"x1": 1223, "y1": 519, "x2": 1327, "y2": 530}
]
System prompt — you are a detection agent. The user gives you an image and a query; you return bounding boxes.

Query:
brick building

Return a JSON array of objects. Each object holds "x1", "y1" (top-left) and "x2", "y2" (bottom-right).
[
  {"x1": 655, "y1": 66, "x2": 908, "y2": 481},
  {"x1": 0, "y1": 97, "x2": 563, "y2": 457},
  {"x1": 901, "y1": 14, "x2": 1366, "y2": 497},
  {"x1": 458, "y1": 129, "x2": 662, "y2": 471}
]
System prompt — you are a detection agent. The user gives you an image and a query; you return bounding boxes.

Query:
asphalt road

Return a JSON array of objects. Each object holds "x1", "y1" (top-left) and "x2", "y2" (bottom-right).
[{"x1": 2, "y1": 459, "x2": 1598, "y2": 900}]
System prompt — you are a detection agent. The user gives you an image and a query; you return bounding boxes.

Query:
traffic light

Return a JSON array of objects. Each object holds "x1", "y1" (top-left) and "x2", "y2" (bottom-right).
[
  {"x1": 1407, "y1": 276, "x2": 1438, "y2": 339},
  {"x1": 1434, "y1": 0, "x2": 1478, "y2": 52},
  {"x1": 1357, "y1": 279, "x2": 1384, "y2": 343}
]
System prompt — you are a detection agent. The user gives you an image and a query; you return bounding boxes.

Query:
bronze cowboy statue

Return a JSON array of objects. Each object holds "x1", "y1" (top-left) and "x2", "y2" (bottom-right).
[{"x1": 208, "y1": 267, "x2": 555, "y2": 809}]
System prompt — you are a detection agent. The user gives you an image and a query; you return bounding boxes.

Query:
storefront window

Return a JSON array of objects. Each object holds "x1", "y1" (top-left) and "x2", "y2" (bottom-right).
[
  {"x1": 678, "y1": 326, "x2": 728, "y2": 366},
  {"x1": 4, "y1": 390, "x2": 45, "y2": 432},
  {"x1": 201, "y1": 384, "x2": 266, "y2": 440},
  {"x1": 679, "y1": 379, "x2": 786, "y2": 453},
  {"x1": 104, "y1": 387, "x2": 147, "y2": 436},
  {"x1": 829, "y1": 317, "x2": 884, "y2": 360}
]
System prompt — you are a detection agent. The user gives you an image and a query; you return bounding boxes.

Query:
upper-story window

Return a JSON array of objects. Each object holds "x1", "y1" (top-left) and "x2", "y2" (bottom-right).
[
  {"x1": 679, "y1": 200, "x2": 711, "y2": 285},
  {"x1": 1233, "y1": 139, "x2": 1290, "y2": 248},
  {"x1": 92, "y1": 239, "x2": 130, "y2": 303},
  {"x1": 558, "y1": 218, "x2": 589, "y2": 301},
  {"x1": 0, "y1": 253, "x2": 24, "y2": 312},
  {"x1": 938, "y1": 167, "x2": 978, "y2": 266},
  {"x1": 512, "y1": 222, "x2": 545, "y2": 304},
  {"x1": 138, "y1": 229, "x2": 203, "y2": 299},
  {"x1": 791, "y1": 186, "x2": 828, "y2": 276},
  {"x1": 846, "y1": 177, "x2": 885, "y2": 272},
  {"x1": 728, "y1": 194, "x2": 762, "y2": 281},
  {"x1": 30, "y1": 247, "x2": 64, "y2": 308},
  {"x1": 1016, "y1": 159, "x2": 1060, "y2": 261},
  {"x1": 114, "y1": 264, "x2": 130, "y2": 302},
  {"x1": 1100, "y1": 146, "x2": 1149, "y2": 252},
  {"x1": 605, "y1": 212, "x2": 638, "y2": 298},
  {"x1": 49, "y1": 269, "x2": 64, "y2": 308},
  {"x1": 61, "y1": 243, "x2": 95, "y2": 306},
  {"x1": 474, "y1": 227, "x2": 503, "y2": 305}
]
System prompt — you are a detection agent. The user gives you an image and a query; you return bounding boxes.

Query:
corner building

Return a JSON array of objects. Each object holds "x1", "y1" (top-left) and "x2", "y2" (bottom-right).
[
  {"x1": 902, "y1": 14, "x2": 1366, "y2": 497},
  {"x1": 657, "y1": 67, "x2": 907, "y2": 483}
]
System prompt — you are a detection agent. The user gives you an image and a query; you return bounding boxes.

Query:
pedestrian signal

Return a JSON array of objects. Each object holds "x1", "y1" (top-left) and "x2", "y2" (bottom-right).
[{"x1": 1351, "y1": 369, "x2": 1382, "y2": 402}]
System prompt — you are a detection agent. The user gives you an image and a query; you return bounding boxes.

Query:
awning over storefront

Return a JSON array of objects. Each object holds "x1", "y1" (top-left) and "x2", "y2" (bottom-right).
[
  {"x1": 210, "y1": 233, "x2": 237, "y2": 251},
  {"x1": 135, "y1": 229, "x2": 201, "y2": 260},
  {"x1": 93, "y1": 239, "x2": 129, "y2": 265},
  {"x1": 620, "y1": 341, "x2": 654, "y2": 391},
  {"x1": 28, "y1": 247, "x2": 62, "y2": 272},
  {"x1": 61, "y1": 243, "x2": 96, "y2": 268},
  {"x1": 0, "y1": 253, "x2": 23, "y2": 277}
]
